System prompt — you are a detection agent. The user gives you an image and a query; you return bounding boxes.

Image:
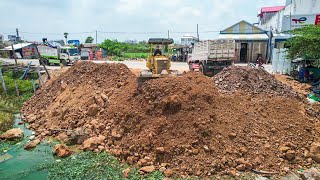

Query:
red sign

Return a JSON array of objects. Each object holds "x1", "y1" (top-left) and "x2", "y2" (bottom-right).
[{"x1": 315, "y1": 14, "x2": 320, "y2": 25}]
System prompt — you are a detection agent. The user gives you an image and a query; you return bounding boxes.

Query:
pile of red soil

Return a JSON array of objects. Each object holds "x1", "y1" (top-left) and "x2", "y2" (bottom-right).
[
  {"x1": 213, "y1": 66, "x2": 299, "y2": 98},
  {"x1": 22, "y1": 62, "x2": 317, "y2": 178}
]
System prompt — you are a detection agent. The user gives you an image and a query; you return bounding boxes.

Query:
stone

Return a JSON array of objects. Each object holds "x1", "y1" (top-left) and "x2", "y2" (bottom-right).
[
  {"x1": 279, "y1": 146, "x2": 291, "y2": 153},
  {"x1": 285, "y1": 150, "x2": 296, "y2": 161},
  {"x1": 56, "y1": 132, "x2": 70, "y2": 144},
  {"x1": 82, "y1": 135, "x2": 106, "y2": 151},
  {"x1": 228, "y1": 133, "x2": 237, "y2": 139},
  {"x1": 240, "y1": 147, "x2": 248, "y2": 154},
  {"x1": 0, "y1": 128, "x2": 23, "y2": 140},
  {"x1": 156, "y1": 147, "x2": 165, "y2": 153},
  {"x1": 300, "y1": 167, "x2": 320, "y2": 180},
  {"x1": 111, "y1": 129, "x2": 122, "y2": 139},
  {"x1": 24, "y1": 139, "x2": 41, "y2": 150},
  {"x1": 310, "y1": 142, "x2": 320, "y2": 163},
  {"x1": 52, "y1": 144, "x2": 73, "y2": 158},
  {"x1": 87, "y1": 104, "x2": 99, "y2": 116},
  {"x1": 236, "y1": 164, "x2": 246, "y2": 171},
  {"x1": 164, "y1": 169, "x2": 174, "y2": 177},
  {"x1": 192, "y1": 149, "x2": 199, "y2": 155},
  {"x1": 123, "y1": 168, "x2": 131, "y2": 178},
  {"x1": 159, "y1": 167, "x2": 166, "y2": 172},
  {"x1": 101, "y1": 93, "x2": 109, "y2": 102},
  {"x1": 139, "y1": 166, "x2": 156, "y2": 173}
]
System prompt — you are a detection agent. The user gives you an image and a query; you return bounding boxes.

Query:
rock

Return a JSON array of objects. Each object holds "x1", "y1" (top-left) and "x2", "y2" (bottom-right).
[
  {"x1": 61, "y1": 81, "x2": 67, "y2": 91},
  {"x1": 310, "y1": 142, "x2": 320, "y2": 163},
  {"x1": 123, "y1": 168, "x2": 131, "y2": 178},
  {"x1": 111, "y1": 129, "x2": 122, "y2": 139},
  {"x1": 101, "y1": 93, "x2": 109, "y2": 102},
  {"x1": 164, "y1": 169, "x2": 174, "y2": 177},
  {"x1": 300, "y1": 167, "x2": 320, "y2": 180},
  {"x1": 228, "y1": 133, "x2": 237, "y2": 139},
  {"x1": 236, "y1": 164, "x2": 246, "y2": 171},
  {"x1": 192, "y1": 149, "x2": 199, "y2": 155},
  {"x1": 240, "y1": 147, "x2": 248, "y2": 154},
  {"x1": 156, "y1": 147, "x2": 165, "y2": 153},
  {"x1": 285, "y1": 150, "x2": 296, "y2": 161},
  {"x1": 24, "y1": 139, "x2": 41, "y2": 150},
  {"x1": 139, "y1": 165, "x2": 156, "y2": 173},
  {"x1": 0, "y1": 128, "x2": 23, "y2": 140},
  {"x1": 56, "y1": 132, "x2": 70, "y2": 143},
  {"x1": 159, "y1": 167, "x2": 166, "y2": 172},
  {"x1": 82, "y1": 135, "x2": 106, "y2": 151},
  {"x1": 87, "y1": 104, "x2": 99, "y2": 116},
  {"x1": 52, "y1": 144, "x2": 73, "y2": 158},
  {"x1": 279, "y1": 146, "x2": 291, "y2": 153}
]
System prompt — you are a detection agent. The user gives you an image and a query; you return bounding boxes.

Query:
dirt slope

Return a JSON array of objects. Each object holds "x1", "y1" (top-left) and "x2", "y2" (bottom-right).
[{"x1": 22, "y1": 62, "x2": 317, "y2": 177}]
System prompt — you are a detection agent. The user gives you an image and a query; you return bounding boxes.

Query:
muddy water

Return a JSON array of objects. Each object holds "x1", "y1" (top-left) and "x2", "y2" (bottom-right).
[{"x1": 0, "y1": 115, "x2": 55, "y2": 179}]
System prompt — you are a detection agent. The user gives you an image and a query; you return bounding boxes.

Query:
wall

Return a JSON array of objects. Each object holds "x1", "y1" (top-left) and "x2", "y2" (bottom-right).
[
  {"x1": 272, "y1": 48, "x2": 292, "y2": 74},
  {"x1": 234, "y1": 41, "x2": 267, "y2": 63}
]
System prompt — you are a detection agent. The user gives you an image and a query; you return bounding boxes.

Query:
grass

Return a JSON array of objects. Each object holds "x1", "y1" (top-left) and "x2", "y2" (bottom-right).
[
  {"x1": 33, "y1": 151, "x2": 164, "y2": 180},
  {"x1": 123, "y1": 53, "x2": 149, "y2": 59}
]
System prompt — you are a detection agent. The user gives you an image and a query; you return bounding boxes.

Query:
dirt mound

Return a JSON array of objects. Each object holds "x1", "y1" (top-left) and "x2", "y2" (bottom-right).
[
  {"x1": 22, "y1": 63, "x2": 316, "y2": 178},
  {"x1": 213, "y1": 66, "x2": 299, "y2": 98}
]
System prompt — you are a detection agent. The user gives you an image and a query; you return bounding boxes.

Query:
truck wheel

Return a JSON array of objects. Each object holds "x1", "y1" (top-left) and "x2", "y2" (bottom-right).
[
  {"x1": 61, "y1": 60, "x2": 67, "y2": 66},
  {"x1": 199, "y1": 64, "x2": 206, "y2": 75}
]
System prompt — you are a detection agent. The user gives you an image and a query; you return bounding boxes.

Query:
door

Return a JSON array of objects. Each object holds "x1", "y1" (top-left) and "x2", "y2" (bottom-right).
[{"x1": 240, "y1": 43, "x2": 248, "y2": 63}]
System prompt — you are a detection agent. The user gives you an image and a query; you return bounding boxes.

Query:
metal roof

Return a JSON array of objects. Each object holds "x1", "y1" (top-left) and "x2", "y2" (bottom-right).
[
  {"x1": 1, "y1": 43, "x2": 33, "y2": 50},
  {"x1": 218, "y1": 34, "x2": 269, "y2": 41},
  {"x1": 261, "y1": 6, "x2": 285, "y2": 13}
]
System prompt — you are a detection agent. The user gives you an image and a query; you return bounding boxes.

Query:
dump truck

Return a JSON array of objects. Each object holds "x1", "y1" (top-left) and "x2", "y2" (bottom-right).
[
  {"x1": 37, "y1": 44, "x2": 80, "y2": 66},
  {"x1": 189, "y1": 40, "x2": 236, "y2": 76}
]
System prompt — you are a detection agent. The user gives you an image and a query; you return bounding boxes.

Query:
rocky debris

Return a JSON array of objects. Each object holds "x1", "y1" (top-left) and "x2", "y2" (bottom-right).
[
  {"x1": 81, "y1": 135, "x2": 106, "y2": 151},
  {"x1": 21, "y1": 62, "x2": 317, "y2": 178},
  {"x1": 52, "y1": 144, "x2": 73, "y2": 158},
  {"x1": 0, "y1": 128, "x2": 23, "y2": 140},
  {"x1": 139, "y1": 166, "x2": 156, "y2": 173},
  {"x1": 310, "y1": 142, "x2": 320, "y2": 163},
  {"x1": 213, "y1": 66, "x2": 298, "y2": 98},
  {"x1": 300, "y1": 167, "x2": 320, "y2": 180},
  {"x1": 164, "y1": 169, "x2": 174, "y2": 177},
  {"x1": 24, "y1": 139, "x2": 41, "y2": 150},
  {"x1": 123, "y1": 168, "x2": 131, "y2": 178}
]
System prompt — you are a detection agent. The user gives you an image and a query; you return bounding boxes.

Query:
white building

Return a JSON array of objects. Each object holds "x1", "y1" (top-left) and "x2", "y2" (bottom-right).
[
  {"x1": 0, "y1": 35, "x2": 3, "y2": 42},
  {"x1": 258, "y1": 0, "x2": 320, "y2": 74},
  {"x1": 181, "y1": 34, "x2": 197, "y2": 46}
]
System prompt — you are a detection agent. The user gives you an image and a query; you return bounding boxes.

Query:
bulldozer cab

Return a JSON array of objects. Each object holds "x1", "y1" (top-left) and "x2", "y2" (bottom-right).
[{"x1": 146, "y1": 38, "x2": 174, "y2": 77}]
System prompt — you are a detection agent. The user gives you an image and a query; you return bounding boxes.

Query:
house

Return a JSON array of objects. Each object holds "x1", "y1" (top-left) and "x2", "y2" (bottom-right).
[
  {"x1": 181, "y1": 34, "x2": 197, "y2": 46},
  {"x1": 0, "y1": 43, "x2": 39, "y2": 59},
  {"x1": 218, "y1": 20, "x2": 269, "y2": 63},
  {"x1": 0, "y1": 35, "x2": 3, "y2": 42}
]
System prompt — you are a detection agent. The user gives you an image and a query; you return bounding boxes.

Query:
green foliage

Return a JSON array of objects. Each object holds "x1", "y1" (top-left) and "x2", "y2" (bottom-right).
[
  {"x1": 123, "y1": 53, "x2": 149, "y2": 59},
  {"x1": 99, "y1": 39, "x2": 150, "y2": 57},
  {"x1": 35, "y1": 152, "x2": 164, "y2": 180},
  {"x1": 0, "y1": 71, "x2": 36, "y2": 96},
  {"x1": 85, "y1": 36, "x2": 94, "y2": 43},
  {"x1": 287, "y1": 25, "x2": 320, "y2": 60},
  {"x1": 110, "y1": 56, "x2": 125, "y2": 61}
]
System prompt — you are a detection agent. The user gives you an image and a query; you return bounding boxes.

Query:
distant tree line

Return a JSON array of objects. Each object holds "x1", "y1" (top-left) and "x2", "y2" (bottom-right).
[{"x1": 99, "y1": 39, "x2": 150, "y2": 57}]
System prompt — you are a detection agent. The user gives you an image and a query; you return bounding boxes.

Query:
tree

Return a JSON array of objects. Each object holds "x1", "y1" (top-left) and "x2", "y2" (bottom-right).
[
  {"x1": 64, "y1": 32, "x2": 69, "y2": 44},
  {"x1": 287, "y1": 25, "x2": 320, "y2": 60},
  {"x1": 85, "y1": 36, "x2": 94, "y2": 43}
]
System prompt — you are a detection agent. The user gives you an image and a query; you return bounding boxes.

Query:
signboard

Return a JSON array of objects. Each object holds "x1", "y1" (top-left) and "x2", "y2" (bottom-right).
[{"x1": 282, "y1": 14, "x2": 320, "y2": 31}]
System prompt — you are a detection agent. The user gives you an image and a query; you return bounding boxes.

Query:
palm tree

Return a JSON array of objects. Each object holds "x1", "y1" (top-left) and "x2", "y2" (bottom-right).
[{"x1": 64, "y1": 32, "x2": 69, "y2": 45}]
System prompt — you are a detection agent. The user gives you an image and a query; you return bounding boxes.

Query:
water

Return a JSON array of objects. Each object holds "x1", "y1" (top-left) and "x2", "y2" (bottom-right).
[{"x1": 0, "y1": 115, "x2": 55, "y2": 180}]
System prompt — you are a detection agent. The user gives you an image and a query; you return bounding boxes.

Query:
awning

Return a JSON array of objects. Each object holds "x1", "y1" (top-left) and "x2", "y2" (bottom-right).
[
  {"x1": 218, "y1": 34, "x2": 269, "y2": 41},
  {"x1": 273, "y1": 33, "x2": 293, "y2": 40}
]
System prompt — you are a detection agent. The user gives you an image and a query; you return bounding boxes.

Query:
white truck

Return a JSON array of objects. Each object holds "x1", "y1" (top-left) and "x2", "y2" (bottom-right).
[
  {"x1": 189, "y1": 40, "x2": 236, "y2": 76},
  {"x1": 37, "y1": 45, "x2": 80, "y2": 66}
]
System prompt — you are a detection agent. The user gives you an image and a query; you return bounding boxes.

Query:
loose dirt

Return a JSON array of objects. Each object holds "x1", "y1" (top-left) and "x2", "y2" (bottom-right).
[
  {"x1": 213, "y1": 66, "x2": 299, "y2": 98},
  {"x1": 22, "y1": 62, "x2": 318, "y2": 178}
]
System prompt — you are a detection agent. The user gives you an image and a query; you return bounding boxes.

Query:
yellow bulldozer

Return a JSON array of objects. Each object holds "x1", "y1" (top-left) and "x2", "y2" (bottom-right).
[{"x1": 140, "y1": 38, "x2": 180, "y2": 78}]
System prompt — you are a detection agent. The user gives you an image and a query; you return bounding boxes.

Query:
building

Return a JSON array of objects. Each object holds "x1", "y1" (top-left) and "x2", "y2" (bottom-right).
[
  {"x1": 218, "y1": 20, "x2": 269, "y2": 63},
  {"x1": 181, "y1": 34, "x2": 197, "y2": 46},
  {"x1": 258, "y1": 0, "x2": 320, "y2": 73},
  {"x1": 0, "y1": 43, "x2": 39, "y2": 59},
  {"x1": 0, "y1": 35, "x2": 3, "y2": 42}
]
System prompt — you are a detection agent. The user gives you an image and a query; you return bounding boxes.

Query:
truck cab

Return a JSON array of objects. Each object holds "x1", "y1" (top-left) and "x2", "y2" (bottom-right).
[{"x1": 60, "y1": 46, "x2": 80, "y2": 65}]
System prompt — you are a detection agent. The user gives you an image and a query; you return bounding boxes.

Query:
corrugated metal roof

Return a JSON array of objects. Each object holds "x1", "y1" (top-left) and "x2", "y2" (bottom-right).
[
  {"x1": 1, "y1": 43, "x2": 33, "y2": 50},
  {"x1": 218, "y1": 34, "x2": 269, "y2": 41},
  {"x1": 261, "y1": 6, "x2": 285, "y2": 13}
]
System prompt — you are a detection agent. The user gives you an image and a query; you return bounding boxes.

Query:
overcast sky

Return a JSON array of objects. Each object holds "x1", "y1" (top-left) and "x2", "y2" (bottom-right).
[{"x1": 0, "y1": 0, "x2": 285, "y2": 43}]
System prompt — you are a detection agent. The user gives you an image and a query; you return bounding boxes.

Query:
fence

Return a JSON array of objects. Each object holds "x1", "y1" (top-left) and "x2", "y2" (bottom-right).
[{"x1": 272, "y1": 48, "x2": 292, "y2": 74}]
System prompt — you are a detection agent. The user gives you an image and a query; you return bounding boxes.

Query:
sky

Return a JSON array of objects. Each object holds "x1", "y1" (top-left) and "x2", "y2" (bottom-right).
[{"x1": 0, "y1": 0, "x2": 286, "y2": 43}]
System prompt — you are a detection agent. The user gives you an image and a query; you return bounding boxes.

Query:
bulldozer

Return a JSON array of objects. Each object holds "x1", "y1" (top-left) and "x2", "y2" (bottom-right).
[{"x1": 140, "y1": 38, "x2": 180, "y2": 78}]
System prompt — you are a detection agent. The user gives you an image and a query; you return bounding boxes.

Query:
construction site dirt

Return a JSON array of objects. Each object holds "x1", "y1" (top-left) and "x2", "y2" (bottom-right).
[{"x1": 22, "y1": 62, "x2": 320, "y2": 178}]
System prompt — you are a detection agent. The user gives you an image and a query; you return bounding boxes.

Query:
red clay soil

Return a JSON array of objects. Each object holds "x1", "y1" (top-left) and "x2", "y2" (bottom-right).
[{"x1": 22, "y1": 62, "x2": 317, "y2": 178}]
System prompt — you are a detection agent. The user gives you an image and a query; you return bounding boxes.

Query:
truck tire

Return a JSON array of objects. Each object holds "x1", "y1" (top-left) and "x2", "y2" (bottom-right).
[
  {"x1": 199, "y1": 64, "x2": 206, "y2": 75},
  {"x1": 61, "y1": 60, "x2": 67, "y2": 66}
]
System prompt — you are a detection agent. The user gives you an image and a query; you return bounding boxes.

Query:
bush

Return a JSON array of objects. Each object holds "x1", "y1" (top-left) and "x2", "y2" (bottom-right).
[{"x1": 0, "y1": 71, "x2": 36, "y2": 96}]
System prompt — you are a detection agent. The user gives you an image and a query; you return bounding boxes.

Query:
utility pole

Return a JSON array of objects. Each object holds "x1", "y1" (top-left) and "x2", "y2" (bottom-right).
[
  {"x1": 197, "y1": 24, "x2": 199, "y2": 42},
  {"x1": 167, "y1": 30, "x2": 170, "y2": 39},
  {"x1": 96, "y1": 30, "x2": 98, "y2": 44},
  {"x1": 16, "y1": 28, "x2": 20, "y2": 43}
]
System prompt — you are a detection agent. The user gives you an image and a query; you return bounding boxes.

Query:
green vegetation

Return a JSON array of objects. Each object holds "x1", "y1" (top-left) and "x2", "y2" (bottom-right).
[
  {"x1": 123, "y1": 53, "x2": 149, "y2": 59},
  {"x1": 35, "y1": 152, "x2": 164, "y2": 180},
  {"x1": 100, "y1": 39, "x2": 150, "y2": 57},
  {"x1": 85, "y1": 36, "x2": 94, "y2": 43},
  {"x1": 287, "y1": 25, "x2": 320, "y2": 61}
]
